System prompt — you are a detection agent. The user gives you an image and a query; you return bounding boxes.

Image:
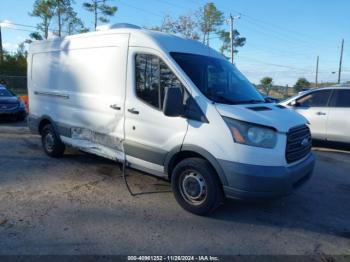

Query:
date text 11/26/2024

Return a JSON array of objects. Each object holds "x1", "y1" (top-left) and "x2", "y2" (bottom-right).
[{"x1": 127, "y1": 256, "x2": 220, "y2": 261}]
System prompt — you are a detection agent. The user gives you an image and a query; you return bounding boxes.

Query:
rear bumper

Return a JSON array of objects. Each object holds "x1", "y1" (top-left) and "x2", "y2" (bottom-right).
[{"x1": 220, "y1": 153, "x2": 315, "y2": 200}]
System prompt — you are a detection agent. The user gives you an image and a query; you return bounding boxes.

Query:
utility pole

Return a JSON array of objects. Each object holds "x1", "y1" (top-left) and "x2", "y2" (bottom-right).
[
  {"x1": 227, "y1": 14, "x2": 240, "y2": 64},
  {"x1": 0, "y1": 25, "x2": 3, "y2": 64},
  {"x1": 338, "y1": 39, "x2": 344, "y2": 84},
  {"x1": 315, "y1": 56, "x2": 319, "y2": 87}
]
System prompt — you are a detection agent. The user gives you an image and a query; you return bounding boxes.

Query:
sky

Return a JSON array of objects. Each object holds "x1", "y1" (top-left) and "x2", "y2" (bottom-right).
[{"x1": 1, "y1": 0, "x2": 350, "y2": 86}]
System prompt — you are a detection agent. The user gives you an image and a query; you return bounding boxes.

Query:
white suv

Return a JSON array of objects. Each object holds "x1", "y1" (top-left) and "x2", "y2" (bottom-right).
[{"x1": 281, "y1": 86, "x2": 350, "y2": 144}]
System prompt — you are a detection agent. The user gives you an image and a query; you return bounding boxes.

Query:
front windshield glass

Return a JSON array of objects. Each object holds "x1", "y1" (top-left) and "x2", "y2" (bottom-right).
[
  {"x1": 0, "y1": 88, "x2": 12, "y2": 97},
  {"x1": 171, "y1": 52, "x2": 264, "y2": 105}
]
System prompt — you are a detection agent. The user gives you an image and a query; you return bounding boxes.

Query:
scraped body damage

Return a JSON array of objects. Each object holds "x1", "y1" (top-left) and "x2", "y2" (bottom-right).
[{"x1": 61, "y1": 127, "x2": 125, "y2": 162}]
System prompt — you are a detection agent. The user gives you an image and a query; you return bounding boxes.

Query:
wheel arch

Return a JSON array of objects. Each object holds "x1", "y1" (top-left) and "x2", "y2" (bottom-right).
[
  {"x1": 37, "y1": 116, "x2": 64, "y2": 143},
  {"x1": 164, "y1": 144, "x2": 228, "y2": 186}
]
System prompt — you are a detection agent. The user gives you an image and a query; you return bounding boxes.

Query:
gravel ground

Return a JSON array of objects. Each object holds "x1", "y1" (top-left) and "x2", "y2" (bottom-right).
[{"x1": 0, "y1": 120, "x2": 349, "y2": 255}]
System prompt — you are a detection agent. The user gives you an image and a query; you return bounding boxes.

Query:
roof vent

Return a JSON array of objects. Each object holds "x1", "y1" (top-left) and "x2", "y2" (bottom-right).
[{"x1": 96, "y1": 23, "x2": 141, "y2": 31}]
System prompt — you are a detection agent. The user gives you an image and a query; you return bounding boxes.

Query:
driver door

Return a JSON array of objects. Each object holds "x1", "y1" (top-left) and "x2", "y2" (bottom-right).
[{"x1": 124, "y1": 48, "x2": 188, "y2": 175}]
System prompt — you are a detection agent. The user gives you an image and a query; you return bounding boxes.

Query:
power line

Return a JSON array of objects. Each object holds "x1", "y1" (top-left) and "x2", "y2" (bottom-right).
[
  {"x1": 237, "y1": 12, "x2": 316, "y2": 43},
  {"x1": 237, "y1": 56, "x2": 339, "y2": 75},
  {"x1": 0, "y1": 21, "x2": 69, "y2": 34},
  {"x1": 0, "y1": 22, "x2": 37, "y2": 29},
  {"x1": 0, "y1": 26, "x2": 36, "y2": 33},
  {"x1": 239, "y1": 20, "x2": 317, "y2": 50},
  {"x1": 237, "y1": 55, "x2": 310, "y2": 71},
  {"x1": 188, "y1": 0, "x2": 320, "y2": 46},
  {"x1": 156, "y1": 0, "x2": 190, "y2": 11},
  {"x1": 117, "y1": 0, "x2": 164, "y2": 18}
]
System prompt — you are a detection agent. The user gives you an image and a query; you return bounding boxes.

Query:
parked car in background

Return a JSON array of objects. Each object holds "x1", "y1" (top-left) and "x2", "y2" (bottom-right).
[
  {"x1": 280, "y1": 86, "x2": 350, "y2": 144},
  {"x1": 0, "y1": 84, "x2": 27, "y2": 121}
]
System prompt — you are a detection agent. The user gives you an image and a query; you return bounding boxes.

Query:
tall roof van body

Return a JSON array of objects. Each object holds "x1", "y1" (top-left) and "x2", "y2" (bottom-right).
[{"x1": 28, "y1": 24, "x2": 315, "y2": 215}]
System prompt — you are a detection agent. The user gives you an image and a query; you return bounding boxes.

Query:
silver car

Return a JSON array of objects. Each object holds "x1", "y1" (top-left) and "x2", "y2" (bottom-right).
[{"x1": 281, "y1": 86, "x2": 350, "y2": 144}]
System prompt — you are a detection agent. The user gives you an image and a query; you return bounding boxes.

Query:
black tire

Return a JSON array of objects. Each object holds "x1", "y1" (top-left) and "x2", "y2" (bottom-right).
[
  {"x1": 171, "y1": 157, "x2": 224, "y2": 215},
  {"x1": 41, "y1": 124, "x2": 65, "y2": 158}
]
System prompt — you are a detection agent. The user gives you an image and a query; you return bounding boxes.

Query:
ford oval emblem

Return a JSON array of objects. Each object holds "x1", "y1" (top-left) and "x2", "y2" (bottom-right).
[{"x1": 301, "y1": 138, "x2": 309, "y2": 147}]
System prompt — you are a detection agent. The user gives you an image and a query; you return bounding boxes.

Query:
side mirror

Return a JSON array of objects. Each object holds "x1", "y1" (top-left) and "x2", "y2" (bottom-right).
[{"x1": 163, "y1": 87, "x2": 184, "y2": 117}]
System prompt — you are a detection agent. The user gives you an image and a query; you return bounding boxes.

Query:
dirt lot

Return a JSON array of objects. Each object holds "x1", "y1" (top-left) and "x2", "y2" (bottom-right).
[{"x1": 0, "y1": 120, "x2": 349, "y2": 255}]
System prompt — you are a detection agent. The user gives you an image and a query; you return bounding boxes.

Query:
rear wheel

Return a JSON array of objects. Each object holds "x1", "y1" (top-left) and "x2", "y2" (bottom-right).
[
  {"x1": 41, "y1": 124, "x2": 65, "y2": 157},
  {"x1": 171, "y1": 157, "x2": 224, "y2": 215}
]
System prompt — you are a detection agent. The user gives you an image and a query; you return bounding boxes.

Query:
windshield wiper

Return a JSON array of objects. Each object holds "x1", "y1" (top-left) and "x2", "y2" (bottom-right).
[
  {"x1": 233, "y1": 99, "x2": 266, "y2": 105},
  {"x1": 207, "y1": 94, "x2": 236, "y2": 104},
  {"x1": 207, "y1": 95, "x2": 265, "y2": 105}
]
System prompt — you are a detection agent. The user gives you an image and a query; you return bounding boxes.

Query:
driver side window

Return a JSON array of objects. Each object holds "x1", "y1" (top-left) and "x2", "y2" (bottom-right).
[
  {"x1": 295, "y1": 90, "x2": 332, "y2": 107},
  {"x1": 135, "y1": 54, "x2": 183, "y2": 110}
]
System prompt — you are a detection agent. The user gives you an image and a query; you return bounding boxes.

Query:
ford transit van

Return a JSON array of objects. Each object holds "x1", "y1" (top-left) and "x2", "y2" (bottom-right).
[{"x1": 27, "y1": 24, "x2": 315, "y2": 215}]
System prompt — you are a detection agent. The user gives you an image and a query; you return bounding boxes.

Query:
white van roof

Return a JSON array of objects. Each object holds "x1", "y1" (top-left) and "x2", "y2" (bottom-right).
[{"x1": 28, "y1": 24, "x2": 223, "y2": 59}]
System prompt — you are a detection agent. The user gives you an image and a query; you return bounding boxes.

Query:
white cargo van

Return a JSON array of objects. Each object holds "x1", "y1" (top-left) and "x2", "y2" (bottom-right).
[{"x1": 27, "y1": 24, "x2": 315, "y2": 215}]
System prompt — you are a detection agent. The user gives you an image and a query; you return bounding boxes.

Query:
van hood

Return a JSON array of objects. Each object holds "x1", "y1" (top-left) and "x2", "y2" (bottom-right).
[{"x1": 215, "y1": 103, "x2": 307, "y2": 133}]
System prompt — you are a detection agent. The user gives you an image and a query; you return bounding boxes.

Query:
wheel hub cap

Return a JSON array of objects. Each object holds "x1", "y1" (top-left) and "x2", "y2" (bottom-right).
[
  {"x1": 45, "y1": 133, "x2": 55, "y2": 151},
  {"x1": 181, "y1": 171, "x2": 207, "y2": 205}
]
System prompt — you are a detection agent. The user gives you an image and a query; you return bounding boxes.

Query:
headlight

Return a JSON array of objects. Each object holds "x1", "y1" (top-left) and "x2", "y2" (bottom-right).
[{"x1": 223, "y1": 117, "x2": 277, "y2": 148}]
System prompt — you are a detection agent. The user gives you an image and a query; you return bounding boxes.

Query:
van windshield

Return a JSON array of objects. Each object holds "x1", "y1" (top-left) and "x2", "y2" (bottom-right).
[{"x1": 171, "y1": 52, "x2": 264, "y2": 105}]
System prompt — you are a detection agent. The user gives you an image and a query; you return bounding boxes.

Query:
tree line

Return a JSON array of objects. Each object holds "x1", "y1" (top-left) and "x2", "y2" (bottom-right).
[
  {"x1": 258, "y1": 76, "x2": 343, "y2": 95},
  {"x1": 148, "y1": 3, "x2": 245, "y2": 59},
  {"x1": 6, "y1": 1, "x2": 338, "y2": 94},
  {"x1": 28, "y1": 0, "x2": 118, "y2": 40},
  {"x1": 27, "y1": 1, "x2": 246, "y2": 58},
  {"x1": 1, "y1": 1, "x2": 247, "y2": 79}
]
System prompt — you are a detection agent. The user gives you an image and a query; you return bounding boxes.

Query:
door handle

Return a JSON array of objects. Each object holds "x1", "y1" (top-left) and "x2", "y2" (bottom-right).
[
  {"x1": 316, "y1": 111, "x2": 326, "y2": 116},
  {"x1": 110, "y1": 104, "x2": 121, "y2": 110},
  {"x1": 128, "y1": 108, "x2": 139, "y2": 114}
]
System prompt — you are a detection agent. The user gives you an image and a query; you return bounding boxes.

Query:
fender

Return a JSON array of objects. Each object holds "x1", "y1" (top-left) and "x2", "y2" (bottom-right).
[{"x1": 164, "y1": 144, "x2": 228, "y2": 186}]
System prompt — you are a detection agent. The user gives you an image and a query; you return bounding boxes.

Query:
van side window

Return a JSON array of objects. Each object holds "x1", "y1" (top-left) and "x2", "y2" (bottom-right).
[
  {"x1": 135, "y1": 54, "x2": 183, "y2": 110},
  {"x1": 295, "y1": 90, "x2": 332, "y2": 107}
]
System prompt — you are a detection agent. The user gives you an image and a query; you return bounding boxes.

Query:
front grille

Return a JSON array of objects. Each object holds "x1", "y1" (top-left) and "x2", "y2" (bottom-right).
[
  {"x1": 286, "y1": 124, "x2": 312, "y2": 163},
  {"x1": 0, "y1": 104, "x2": 18, "y2": 110}
]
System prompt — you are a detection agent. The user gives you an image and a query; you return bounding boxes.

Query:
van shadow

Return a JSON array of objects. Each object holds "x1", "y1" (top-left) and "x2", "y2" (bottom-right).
[
  {"x1": 3, "y1": 126, "x2": 349, "y2": 241},
  {"x1": 64, "y1": 149, "x2": 172, "y2": 196},
  {"x1": 64, "y1": 149, "x2": 350, "y2": 240},
  {"x1": 210, "y1": 189, "x2": 350, "y2": 240}
]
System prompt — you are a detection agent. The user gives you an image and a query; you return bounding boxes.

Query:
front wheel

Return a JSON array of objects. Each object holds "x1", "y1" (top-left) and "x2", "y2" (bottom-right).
[
  {"x1": 41, "y1": 124, "x2": 65, "y2": 158},
  {"x1": 171, "y1": 158, "x2": 224, "y2": 215}
]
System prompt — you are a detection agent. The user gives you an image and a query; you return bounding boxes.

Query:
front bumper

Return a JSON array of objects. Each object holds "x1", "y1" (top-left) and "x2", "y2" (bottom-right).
[
  {"x1": 220, "y1": 152, "x2": 315, "y2": 200},
  {"x1": 0, "y1": 108, "x2": 26, "y2": 118}
]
